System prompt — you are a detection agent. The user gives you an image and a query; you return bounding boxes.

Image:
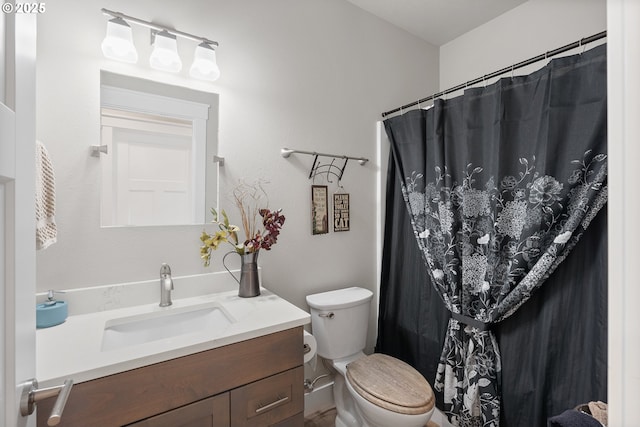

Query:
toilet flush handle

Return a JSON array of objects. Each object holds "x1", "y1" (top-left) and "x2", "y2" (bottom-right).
[{"x1": 319, "y1": 312, "x2": 335, "y2": 319}]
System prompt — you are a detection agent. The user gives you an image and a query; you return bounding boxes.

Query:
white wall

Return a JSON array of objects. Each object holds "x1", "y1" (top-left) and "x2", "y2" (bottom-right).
[
  {"x1": 607, "y1": 0, "x2": 640, "y2": 424},
  {"x1": 440, "y1": 0, "x2": 606, "y2": 94},
  {"x1": 35, "y1": 0, "x2": 439, "y2": 351}
]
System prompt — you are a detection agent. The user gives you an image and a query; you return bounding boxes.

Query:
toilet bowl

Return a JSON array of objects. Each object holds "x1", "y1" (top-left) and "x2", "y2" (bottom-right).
[{"x1": 306, "y1": 287, "x2": 435, "y2": 427}]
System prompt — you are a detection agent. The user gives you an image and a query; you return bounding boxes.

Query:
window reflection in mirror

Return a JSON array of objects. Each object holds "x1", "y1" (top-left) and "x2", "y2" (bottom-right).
[{"x1": 99, "y1": 71, "x2": 219, "y2": 227}]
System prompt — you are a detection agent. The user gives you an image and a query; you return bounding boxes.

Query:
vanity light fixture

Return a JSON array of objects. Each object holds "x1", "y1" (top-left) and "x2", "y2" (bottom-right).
[
  {"x1": 101, "y1": 8, "x2": 220, "y2": 81},
  {"x1": 150, "y1": 30, "x2": 182, "y2": 73},
  {"x1": 190, "y1": 42, "x2": 220, "y2": 81},
  {"x1": 101, "y1": 17, "x2": 138, "y2": 63}
]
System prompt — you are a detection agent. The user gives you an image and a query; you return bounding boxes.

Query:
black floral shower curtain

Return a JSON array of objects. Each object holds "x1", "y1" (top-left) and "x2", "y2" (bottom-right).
[{"x1": 377, "y1": 44, "x2": 607, "y2": 426}]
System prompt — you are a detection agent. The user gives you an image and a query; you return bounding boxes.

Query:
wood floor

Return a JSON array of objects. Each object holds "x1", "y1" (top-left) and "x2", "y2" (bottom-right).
[{"x1": 304, "y1": 408, "x2": 337, "y2": 427}]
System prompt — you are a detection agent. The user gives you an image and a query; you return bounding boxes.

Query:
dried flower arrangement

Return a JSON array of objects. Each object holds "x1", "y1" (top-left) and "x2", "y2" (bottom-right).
[{"x1": 200, "y1": 180, "x2": 285, "y2": 267}]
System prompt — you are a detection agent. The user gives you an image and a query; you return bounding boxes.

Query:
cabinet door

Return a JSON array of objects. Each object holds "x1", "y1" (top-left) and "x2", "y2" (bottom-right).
[{"x1": 126, "y1": 393, "x2": 229, "y2": 427}]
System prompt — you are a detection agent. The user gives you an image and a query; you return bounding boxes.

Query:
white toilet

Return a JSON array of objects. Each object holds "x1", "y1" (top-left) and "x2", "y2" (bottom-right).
[{"x1": 306, "y1": 287, "x2": 435, "y2": 427}]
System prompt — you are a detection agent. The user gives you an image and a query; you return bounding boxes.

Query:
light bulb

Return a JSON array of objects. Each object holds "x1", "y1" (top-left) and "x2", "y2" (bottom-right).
[
  {"x1": 149, "y1": 30, "x2": 182, "y2": 73},
  {"x1": 189, "y1": 42, "x2": 220, "y2": 81},
  {"x1": 101, "y1": 17, "x2": 138, "y2": 63}
]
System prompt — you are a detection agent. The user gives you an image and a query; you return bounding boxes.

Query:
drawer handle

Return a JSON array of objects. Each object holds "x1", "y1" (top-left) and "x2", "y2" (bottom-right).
[
  {"x1": 20, "y1": 378, "x2": 74, "y2": 426},
  {"x1": 255, "y1": 396, "x2": 289, "y2": 414}
]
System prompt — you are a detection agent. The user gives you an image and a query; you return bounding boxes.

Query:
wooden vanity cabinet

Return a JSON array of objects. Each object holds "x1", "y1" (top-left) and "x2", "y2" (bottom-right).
[{"x1": 37, "y1": 327, "x2": 304, "y2": 427}]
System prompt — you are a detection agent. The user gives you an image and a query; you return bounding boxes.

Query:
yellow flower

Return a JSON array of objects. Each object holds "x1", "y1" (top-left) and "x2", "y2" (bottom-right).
[
  {"x1": 200, "y1": 230, "x2": 230, "y2": 266},
  {"x1": 212, "y1": 230, "x2": 228, "y2": 247}
]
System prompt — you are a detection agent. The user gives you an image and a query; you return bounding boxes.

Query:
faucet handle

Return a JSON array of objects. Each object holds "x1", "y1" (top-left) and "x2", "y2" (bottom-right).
[
  {"x1": 160, "y1": 263, "x2": 171, "y2": 276},
  {"x1": 159, "y1": 263, "x2": 174, "y2": 307}
]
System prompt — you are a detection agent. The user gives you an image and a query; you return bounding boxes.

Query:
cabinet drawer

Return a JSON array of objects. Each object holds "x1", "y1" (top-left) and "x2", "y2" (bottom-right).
[
  {"x1": 230, "y1": 367, "x2": 303, "y2": 427},
  {"x1": 126, "y1": 393, "x2": 229, "y2": 427}
]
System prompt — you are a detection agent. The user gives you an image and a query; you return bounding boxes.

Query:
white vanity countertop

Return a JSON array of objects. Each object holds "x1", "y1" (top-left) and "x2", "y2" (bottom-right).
[{"x1": 36, "y1": 286, "x2": 310, "y2": 388}]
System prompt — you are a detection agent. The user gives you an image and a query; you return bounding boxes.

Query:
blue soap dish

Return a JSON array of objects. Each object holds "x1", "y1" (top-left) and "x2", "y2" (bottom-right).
[{"x1": 36, "y1": 300, "x2": 68, "y2": 328}]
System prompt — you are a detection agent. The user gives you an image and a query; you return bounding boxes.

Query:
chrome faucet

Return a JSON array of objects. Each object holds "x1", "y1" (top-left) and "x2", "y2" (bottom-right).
[{"x1": 159, "y1": 263, "x2": 174, "y2": 307}]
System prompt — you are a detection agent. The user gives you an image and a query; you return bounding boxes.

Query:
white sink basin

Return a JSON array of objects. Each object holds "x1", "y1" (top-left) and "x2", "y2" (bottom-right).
[{"x1": 101, "y1": 302, "x2": 234, "y2": 351}]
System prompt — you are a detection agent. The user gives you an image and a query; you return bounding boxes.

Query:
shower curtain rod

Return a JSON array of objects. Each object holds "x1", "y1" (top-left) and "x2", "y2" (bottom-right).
[{"x1": 381, "y1": 30, "x2": 606, "y2": 118}]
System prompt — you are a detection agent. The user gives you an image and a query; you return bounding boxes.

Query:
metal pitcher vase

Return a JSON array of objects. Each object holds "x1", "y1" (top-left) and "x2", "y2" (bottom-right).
[{"x1": 223, "y1": 251, "x2": 261, "y2": 297}]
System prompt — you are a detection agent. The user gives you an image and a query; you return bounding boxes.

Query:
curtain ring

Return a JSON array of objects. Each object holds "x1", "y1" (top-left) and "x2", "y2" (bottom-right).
[{"x1": 511, "y1": 64, "x2": 515, "y2": 80}]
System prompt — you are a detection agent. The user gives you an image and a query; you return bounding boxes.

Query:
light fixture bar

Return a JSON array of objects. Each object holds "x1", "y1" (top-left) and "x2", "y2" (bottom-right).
[{"x1": 101, "y1": 8, "x2": 219, "y2": 47}]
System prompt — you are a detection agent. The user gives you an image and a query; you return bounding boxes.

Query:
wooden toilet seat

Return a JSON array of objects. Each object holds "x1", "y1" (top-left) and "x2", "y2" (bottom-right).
[{"x1": 346, "y1": 353, "x2": 435, "y2": 415}]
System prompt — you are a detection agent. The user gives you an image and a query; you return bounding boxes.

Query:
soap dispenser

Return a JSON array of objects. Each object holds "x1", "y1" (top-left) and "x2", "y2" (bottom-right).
[{"x1": 36, "y1": 290, "x2": 68, "y2": 328}]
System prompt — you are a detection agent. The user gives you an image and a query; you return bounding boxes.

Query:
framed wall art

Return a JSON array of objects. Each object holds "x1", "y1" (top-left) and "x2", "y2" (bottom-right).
[
  {"x1": 333, "y1": 193, "x2": 350, "y2": 232},
  {"x1": 311, "y1": 185, "x2": 328, "y2": 235}
]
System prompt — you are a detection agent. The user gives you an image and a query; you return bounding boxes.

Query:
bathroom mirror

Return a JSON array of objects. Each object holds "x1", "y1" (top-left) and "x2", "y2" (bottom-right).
[{"x1": 99, "y1": 71, "x2": 219, "y2": 227}]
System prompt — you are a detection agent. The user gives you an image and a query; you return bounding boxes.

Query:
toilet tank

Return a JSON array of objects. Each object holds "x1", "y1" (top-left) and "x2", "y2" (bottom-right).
[{"x1": 306, "y1": 287, "x2": 373, "y2": 360}]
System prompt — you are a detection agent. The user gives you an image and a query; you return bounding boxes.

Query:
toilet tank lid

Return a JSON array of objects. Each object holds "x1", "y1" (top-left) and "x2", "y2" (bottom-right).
[{"x1": 306, "y1": 287, "x2": 373, "y2": 310}]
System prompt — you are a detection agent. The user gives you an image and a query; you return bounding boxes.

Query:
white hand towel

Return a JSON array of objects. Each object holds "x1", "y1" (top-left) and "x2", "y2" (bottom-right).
[{"x1": 35, "y1": 140, "x2": 57, "y2": 250}]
